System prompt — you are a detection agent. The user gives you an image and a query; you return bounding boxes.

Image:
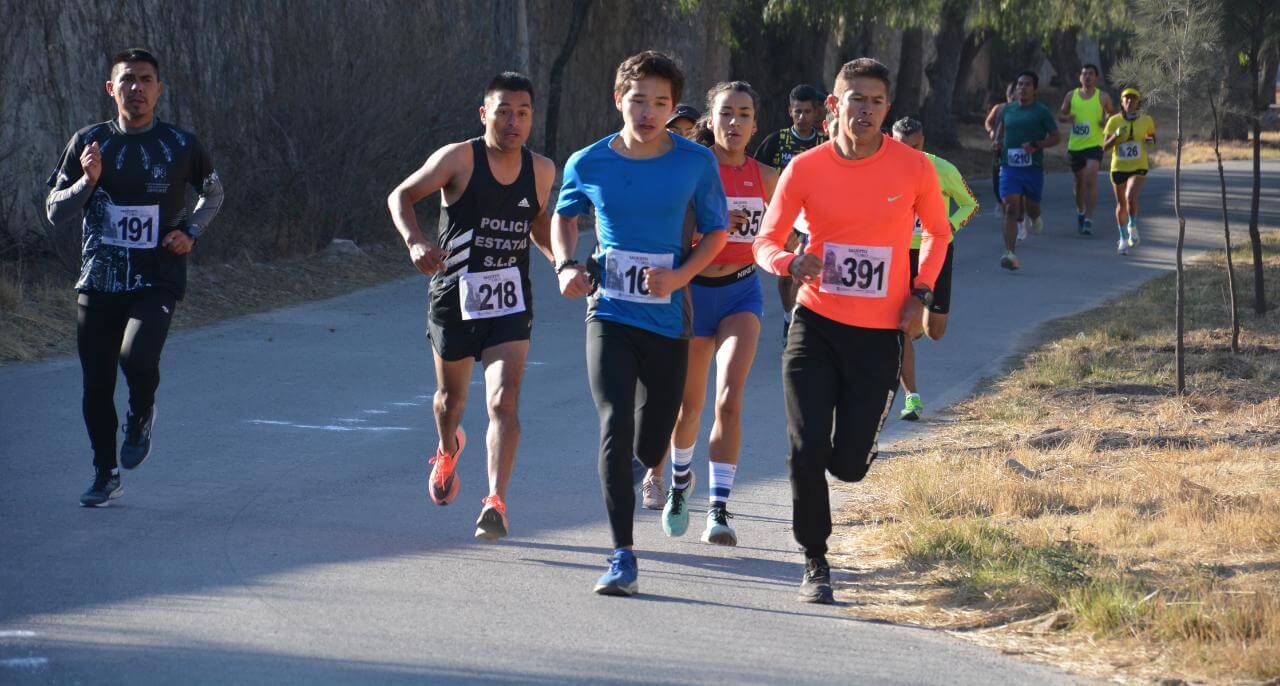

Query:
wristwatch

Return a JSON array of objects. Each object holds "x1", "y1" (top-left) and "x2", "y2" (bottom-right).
[
  {"x1": 554, "y1": 259, "x2": 580, "y2": 274},
  {"x1": 912, "y1": 286, "x2": 934, "y2": 308}
]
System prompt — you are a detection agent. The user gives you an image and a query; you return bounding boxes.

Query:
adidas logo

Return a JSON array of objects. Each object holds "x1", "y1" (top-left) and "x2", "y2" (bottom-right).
[{"x1": 517, "y1": 197, "x2": 531, "y2": 208}]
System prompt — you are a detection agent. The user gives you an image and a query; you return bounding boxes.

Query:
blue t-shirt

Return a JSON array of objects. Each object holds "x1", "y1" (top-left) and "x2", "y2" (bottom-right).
[{"x1": 556, "y1": 132, "x2": 728, "y2": 339}]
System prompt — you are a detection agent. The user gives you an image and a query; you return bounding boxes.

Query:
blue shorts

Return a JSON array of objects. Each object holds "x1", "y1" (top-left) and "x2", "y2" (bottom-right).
[
  {"x1": 999, "y1": 165, "x2": 1045, "y2": 203},
  {"x1": 690, "y1": 266, "x2": 764, "y2": 338}
]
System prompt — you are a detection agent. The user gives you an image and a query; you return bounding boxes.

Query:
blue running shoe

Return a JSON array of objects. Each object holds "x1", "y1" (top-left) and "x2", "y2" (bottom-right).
[
  {"x1": 662, "y1": 472, "x2": 695, "y2": 537},
  {"x1": 594, "y1": 549, "x2": 639, "y2": 596}
]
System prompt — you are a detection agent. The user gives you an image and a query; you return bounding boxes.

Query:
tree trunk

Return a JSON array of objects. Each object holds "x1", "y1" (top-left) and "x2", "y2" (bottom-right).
[
  {"x1": 921, "y1": 0, "x2": 970, "y2": 148},
  {"x1": 1211, "y1": 99, "x2": 1241, "y2": 352},
  {"x1": 1244, "y1": 0, "x2": 1269, "y2": 314},
  {"x1": 1174, "y1": 86, "x2": 1186, "y2": 394},
  {"x1": 544, "y1": 0, "x2": 593, "y2": 162},
  {"x1": 952, "y1": 30, "x2": 988, "y2": 118},
  {"x1": 1047, "y1": 27, "x2": 1082, "y2": 91},
  {"x1": 889, "y1": 28, "x2": 925, "y2": 122},
  {"x1": 513, "y1": 0, "x2": 530, "y2": 75},
  {"x1": 1263, "y1": 41, "x2": 1279, "y2": 107}
]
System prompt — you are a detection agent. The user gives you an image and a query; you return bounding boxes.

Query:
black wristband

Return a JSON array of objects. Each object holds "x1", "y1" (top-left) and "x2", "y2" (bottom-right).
[{"x1": 554, "y1": 259, "x2": 580, "y2": 274}]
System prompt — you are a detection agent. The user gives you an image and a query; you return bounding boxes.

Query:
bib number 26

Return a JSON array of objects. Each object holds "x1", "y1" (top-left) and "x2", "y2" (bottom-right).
[{"x1": 819, "y1": 243, "x2": 892, "y2": 299}]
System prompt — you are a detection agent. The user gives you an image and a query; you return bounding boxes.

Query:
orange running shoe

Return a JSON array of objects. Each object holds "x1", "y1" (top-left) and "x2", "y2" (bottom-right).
[
  {"x1": 428, "y1": 426, "x2": 466, "y2": 505},
  {"x1": 474, "y1": 494, "x2": 509, "y2": 541}
]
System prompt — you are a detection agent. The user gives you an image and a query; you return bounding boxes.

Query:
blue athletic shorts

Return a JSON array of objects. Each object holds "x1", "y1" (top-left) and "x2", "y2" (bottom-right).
[
  {"x1": 999, "y1": 164, "x2": 1045, "y2": 203},
  {"x1": 690, "y1": 266, "x2": 764, "y2": 338}
]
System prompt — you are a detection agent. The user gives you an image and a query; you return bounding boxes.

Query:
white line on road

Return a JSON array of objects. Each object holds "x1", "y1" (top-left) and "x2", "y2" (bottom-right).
[
  {"x1": 0, "y1": 631, "x2": 37, "y2": 638},
  {"x1": 246, "y1": 419, "x2": 411, "y2": 432},
  {"x1": 0, "y1": 657, "x2": 49, "y2": 669}
]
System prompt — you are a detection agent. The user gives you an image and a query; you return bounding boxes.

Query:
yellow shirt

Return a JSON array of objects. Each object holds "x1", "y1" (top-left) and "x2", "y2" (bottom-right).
[{"x1": 1104, "y1": 114, "x2": 1156, "y2": 172}]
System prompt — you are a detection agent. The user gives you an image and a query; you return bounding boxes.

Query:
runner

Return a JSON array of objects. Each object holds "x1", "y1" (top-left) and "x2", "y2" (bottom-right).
[
  {"x1": 754, "y1": 84, "x2": 828, "y2": 339},
  {"x1": 666, "y1": 104, "x2": 700, "y2": 138},
  {"x1": 997, "y1": 71, "x2": 1060, "y2": 270},
  {"x1": 985, "y1": 83, "x2": 1023, "y2": 229},
  {"x1": 665, "y1": 81, "x2": 778, "y2": 546},
  {"x1": 552, "y1": 51, "x2": 728, "y2": 596},
  {"x1": 1058, "y1": 64, "x2": 1116, "y2": 236},
  {"x1": 890, "y1": 117, "x2": 979, "y2": 422},
  {"x1": 1103, "y1": 87, "x2": 1156, "y2": 255},
  {"x1": 386, "y1": 72, "x2": 556, "y2": 541},
  {"x1": 754, "y1": 58, "x2": 950, "y2": 603},
  {"x1": 44, "y1": 48, "x2": 225, "y2": 507}
]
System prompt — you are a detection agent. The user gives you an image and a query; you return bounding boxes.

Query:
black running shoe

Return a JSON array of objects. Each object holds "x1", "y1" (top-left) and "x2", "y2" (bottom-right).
[
  {"x1": 798, "y1": 555, "x2": 834, "y2": 604},
  {"x1": 80, "y1": 469, "x2": 122, "y2": 507},
  {"x1": 120, "y1": 406, "x2": 156, "y2": 470}
]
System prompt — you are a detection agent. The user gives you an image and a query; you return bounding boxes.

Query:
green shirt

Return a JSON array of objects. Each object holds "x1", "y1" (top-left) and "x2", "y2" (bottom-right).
[
  {"x1": 912, "y1": 153, "x2": 980, "y2": 249},
  {"x1": 1001, "y1": 100, "x2": 1058, "y2": 168}
]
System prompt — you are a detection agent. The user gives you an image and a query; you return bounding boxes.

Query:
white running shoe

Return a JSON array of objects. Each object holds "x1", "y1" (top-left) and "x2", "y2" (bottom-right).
[
  {"x1": 1127, "y1": 224, "x2": 1140, "y2": 247},
  {"x1": 1117, "y1": 239, "x2": 1129, "y2": 256},
  {"x1": 641, "y1": 472, "x2": 666, "y2": 510},
  {"x1": 1017, "y1": 219, "x2": 1028, "y2": 242},
  {"x1": 1031, "y1": 216, "x2": 1044, "y2": 234}
]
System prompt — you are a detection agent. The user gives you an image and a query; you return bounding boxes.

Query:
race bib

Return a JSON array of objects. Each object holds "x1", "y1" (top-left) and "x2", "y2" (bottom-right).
[
  {"x1": 1116, "y1": 142, "x2": 1142, "y2": 160},
  {"x1": 726, "y1": 196, "x2": 765, "y2": 243},
  {"x1": 602, "y1": 249, "x2": 674, "y2": 304},
  {"x1": 1071, "y1": 121, "x2": 1091, "y2": 138},
  {"x1": 1006, "y1": 148, "x2": 1032, "y2": 168},
  {"x1": 819, "y1": 243, "x2": 892, "y2": 299},
  {"x1": 101, "y1": 203, "x2": 160, "y2": 249},
  {"x1": 459, "y1": 266, "x2": 525, "y2": 320}
]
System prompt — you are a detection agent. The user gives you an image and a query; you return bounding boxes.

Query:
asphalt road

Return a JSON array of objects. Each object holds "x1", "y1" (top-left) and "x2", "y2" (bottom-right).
[{"x1": 1, "y1": 160, "x2": 1275, "y2": 684}]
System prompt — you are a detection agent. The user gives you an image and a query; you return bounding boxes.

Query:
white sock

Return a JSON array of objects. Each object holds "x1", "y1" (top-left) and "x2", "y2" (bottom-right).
[
  {"x1": 709, "y1": 461, "x2": 736, "y2": 506},
  {"x1": 671, "y1": 444, "x2": 694, "y2": 490}
]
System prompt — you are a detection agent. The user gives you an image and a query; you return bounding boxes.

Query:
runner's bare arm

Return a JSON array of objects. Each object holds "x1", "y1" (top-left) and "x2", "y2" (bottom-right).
[
  {"x1": 529, "y1": 154, "x2": 557, "y2": 263},
  {"x1": 551, "y1": 211, "x2": 591, "y2": 298},
  {"x1": 1057, "y1": 92, "x2": 1074, "y2": 122},
  {"x1": 984, "y1": 104, "x2": 1002, "y2": 136},
  {"x1": 754, "y1": 166, "x2": 809, "y2": 279},
  {"x1": 387, "y1": 143, "x2": 467, "y2": 275}
]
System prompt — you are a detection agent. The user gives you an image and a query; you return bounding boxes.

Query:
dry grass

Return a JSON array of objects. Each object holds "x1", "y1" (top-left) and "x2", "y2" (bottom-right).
[
  {"x1": 0, "y1": 244, "x2": 416, "y2": 365},
  {"x1": 831, "y1": 232, "x2": 1280, "y2": 684}
]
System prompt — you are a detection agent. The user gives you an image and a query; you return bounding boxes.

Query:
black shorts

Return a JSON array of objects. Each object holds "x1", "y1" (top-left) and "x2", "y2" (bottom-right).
[
  {"x1": 1110, "y1": 169, "x2": 1148, "y2": 185},
  {"x1": 427, "y1": 312, "x2": 532, "y2": 362},
  {"x1": 909, "y1": 243, "x2": 954, "y2": 315},
  {"x1": 1069, "y1": 146, "x2": 1104, "y2": 172}
]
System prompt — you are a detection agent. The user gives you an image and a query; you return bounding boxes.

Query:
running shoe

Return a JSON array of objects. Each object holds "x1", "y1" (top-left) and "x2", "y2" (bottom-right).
[
  {"x1": 1080, "y1": 218, "x2": 1093, "y2": 236},
  {"x1": 1000, "y1": 250, "x2": 1020, "y2": 271},
  {"x1": 641, "y1": 472, "x2": 666, "y2": 510},
  {"x1": 594, "y1": 549, "x2": 639, "y2": 596},
  {"x1": 900, "y1": 393, "x2": 924, "y2": 421},
  {"x1": 1031, "y1": 216, "x2": 1044, "y2": 234},
  {"x1": 474, "y1": 494, "x2": 508, "y2": 541},
  {"x1": 1016, "y1": 219, "x2": 1028, "y2": 242},
  {"x1": 119, "y1": 406, "x2": 156, "y2": 470},
  {"x1": 701, "y1": 504, "x2": 737, "y2": 546},
  {"x1": 1127, "y1": 222, "x2": 1140, "y2": 247},
  {"x1": 428, "y1": 426, "x2": 467, "y2": 506},
  {"x1": 1117, "y1": 239, "x2": 1129, "y2": 256},
  {"x1": 662, "y1": 471, "x2": 695, "y2": 537},
  {"x1": 80, "y1": 468, "x2": 122, "y2": 507},
  {"x1": 1076, "y1": 212, "x2": 1085, "y2": 232},
  {"x1": 799, "y1": 555, "x2": 834, "y2": 604}
]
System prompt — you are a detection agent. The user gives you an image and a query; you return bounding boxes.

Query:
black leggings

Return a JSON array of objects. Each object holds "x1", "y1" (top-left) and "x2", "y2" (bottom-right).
[
  {"x1": 585, "y1": 319, "x2": 688, "y2": 549},
  {"x1": 782, "y1": 307, "x2": 902, "y2": 558},
  {"x1": 77, "y1": 288, "x2": 175, "y2": 470}
]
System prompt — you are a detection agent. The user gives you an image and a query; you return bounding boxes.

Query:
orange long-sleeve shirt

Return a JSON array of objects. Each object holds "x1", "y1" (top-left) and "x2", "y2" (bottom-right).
[{"x1": 753, "y1": 135, "x2": 949, "y2": 330}]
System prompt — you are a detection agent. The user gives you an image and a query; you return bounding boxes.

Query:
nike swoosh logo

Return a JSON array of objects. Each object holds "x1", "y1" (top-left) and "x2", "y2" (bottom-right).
[{"x1": 887, "y1": 195, "x2": 902, "y2": 202}]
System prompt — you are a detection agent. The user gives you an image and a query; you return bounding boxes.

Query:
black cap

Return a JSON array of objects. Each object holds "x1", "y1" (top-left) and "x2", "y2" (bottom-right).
[{"x1": 667, "y1": 104, "x2": 700, "y2": 127}]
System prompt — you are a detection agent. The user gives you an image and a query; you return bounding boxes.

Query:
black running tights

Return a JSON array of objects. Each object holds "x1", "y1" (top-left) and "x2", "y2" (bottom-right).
[{"x1": 77, "y1": 289, "x2": 175, "y2": 470}]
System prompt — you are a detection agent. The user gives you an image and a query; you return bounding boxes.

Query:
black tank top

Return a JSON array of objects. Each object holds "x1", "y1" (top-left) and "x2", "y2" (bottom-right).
[{"x1": 429, "y1": 138, "x2": 541, "y2": 323}]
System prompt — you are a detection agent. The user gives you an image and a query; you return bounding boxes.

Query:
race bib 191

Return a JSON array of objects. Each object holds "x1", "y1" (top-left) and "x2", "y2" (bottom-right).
[
  {"x1": 1006, "y1": 148, "x2": 1032, "y2": 168},
  {"x1": 1071, "y1": 121, "x2": 1091, "y2": 138},
  {"x1": 459, "y1": 266, "x2": 525, "y2": 320},
  {"x1": 101, "y1": 203, "x2": 160, "y2": 249},
  {"x1": 819, "y1": 243, "x2": 892, "y2": 299},
  {"x1": 1116, "y1": 142, "x2": 1142, "y2": 160},
  {"x1": 726, "y1": 196, "x2": 765, "y2": 244},
  {"x1": 602, "y1": 249, "x2": 674, "y2": 304}
]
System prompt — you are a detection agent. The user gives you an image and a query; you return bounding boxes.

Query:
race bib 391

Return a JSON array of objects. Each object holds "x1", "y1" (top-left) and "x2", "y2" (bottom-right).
[{"x1": 819, "y1": 243, "x2": 892, "y2": 299}]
